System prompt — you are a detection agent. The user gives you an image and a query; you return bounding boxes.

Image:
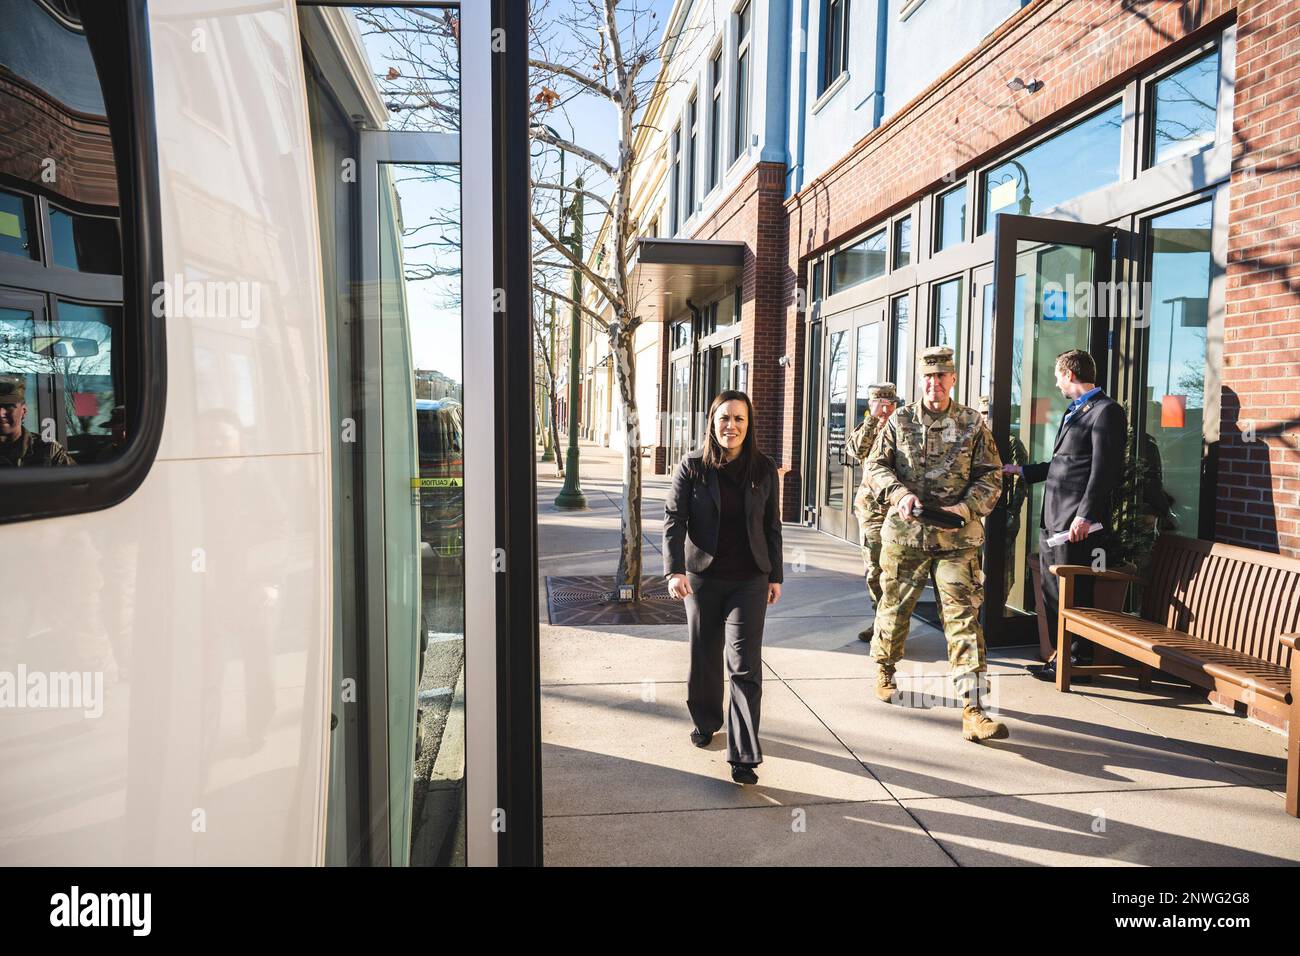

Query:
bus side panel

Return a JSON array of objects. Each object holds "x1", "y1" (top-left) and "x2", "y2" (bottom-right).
[{"x1": 0, "y1": 0, "x2": 333, "y2": 865}]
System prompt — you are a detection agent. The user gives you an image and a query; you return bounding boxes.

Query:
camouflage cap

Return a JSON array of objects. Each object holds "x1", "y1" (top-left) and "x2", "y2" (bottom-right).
[
  {"x1": 0, "y1": 375, "x2": 25, "y2": 405},
  {"x1": 868, "y1": 382, "x2": 898, "y2": 402},
  {"x1": 919, "y1": 345, "x2": 956, "y2": 375}
]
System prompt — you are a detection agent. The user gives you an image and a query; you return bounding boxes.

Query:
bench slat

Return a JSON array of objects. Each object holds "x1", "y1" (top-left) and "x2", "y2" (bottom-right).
[
  {"x1": 1063, "y1": 608, "x2": 1293, "y2": 706},
  {"x1": 1140, "y1": 535, "x2": 1300, "y2": 669}
]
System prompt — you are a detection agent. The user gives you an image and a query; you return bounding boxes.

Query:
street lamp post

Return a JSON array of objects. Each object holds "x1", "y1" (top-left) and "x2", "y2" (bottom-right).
[{"x1": 554, "y1": 174, "x2": 587, "y2": 509}]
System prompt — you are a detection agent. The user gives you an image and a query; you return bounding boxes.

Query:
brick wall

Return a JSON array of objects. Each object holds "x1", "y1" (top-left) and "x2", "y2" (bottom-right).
[
  {"x1": 784, "y1": 0, "x2": 1300, "y2": 558},
  {"x1": 0, "y1": 70, "x2": 118, "y2": 209},
  {"x1": 1218, "y1": 0, "x2": 1300, "y2": 556},
  {"x1": 688, "y1": 160, "x2": 800, "y2": 519}
]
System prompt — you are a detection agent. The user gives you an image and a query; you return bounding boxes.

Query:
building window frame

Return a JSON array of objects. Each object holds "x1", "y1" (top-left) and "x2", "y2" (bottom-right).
[
  {"x1": 829, "y1": 225, "x2": 887, "y2": 295},
  {"x1": 708, "y1": 44, "x2": 724, "y2": 193},
  {"x1": 888, "y1": 290, "x2": 913, "y2": 400},
  {"x1": 731, "y1": 0, "x2": 752, "y2": 167},
  {"x1": 670, "y1": 124, "x2": 682, "y2": 235},
  {"x1": 933, "y1": 182, "x2": 968, "y2": 254},
  {"x1": 819, "y1": 0, "x2": 850, "y2": 97},
  {"x1": 1139, "y1": 34, "x2": 1232, "y2": 172},
  {"x1": 891, "y1": 214, "x2": 913, "y2": 270},
  {"x1": 686, "y1": 90, "x2": 699, "y2": 221},
  {"x1": 975, "y1": 96, "x2": 1125, "y2": 237}
]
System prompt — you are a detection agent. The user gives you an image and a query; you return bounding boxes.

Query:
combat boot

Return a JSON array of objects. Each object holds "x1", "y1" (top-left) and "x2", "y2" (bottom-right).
[
  {"x1": 874, "y1": 664, "x2": 896, "y2": 702},
  {"x1": 962, "y1": 704, "x2": 1008, "y2": 742},
  {"x1": 857, "y1": 626, "x2": 873, "y2": 643}
]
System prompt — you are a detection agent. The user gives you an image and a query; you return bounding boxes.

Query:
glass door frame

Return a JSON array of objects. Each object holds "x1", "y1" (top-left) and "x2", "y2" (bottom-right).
[
  {"x1": 984, "y1": 213, "x2": 1115, "y2": 646},
  {"x1": 801, "y1": 306, "x2": 823, "y2": 523},
  {"x1": 817, "y1": 309, "x2": 853, "y2": 537}
]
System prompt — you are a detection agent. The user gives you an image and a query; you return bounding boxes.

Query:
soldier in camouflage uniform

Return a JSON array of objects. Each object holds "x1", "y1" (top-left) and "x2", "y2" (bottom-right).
[
  {"x1": 0, "y1": 376, "x2": 74, "y2": 467},
  {"x1": 978, "y1": 395, "x2": 1028, "y2": 602},
  {"x1": 866, "y1": 346, "x2": 1008, "y2": 741},
  {"x1": 844, "y1": 382, "x2": 898, "y2": 643}
]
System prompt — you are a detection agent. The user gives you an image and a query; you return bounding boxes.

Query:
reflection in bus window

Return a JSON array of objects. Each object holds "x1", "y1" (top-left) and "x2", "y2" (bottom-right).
[{"x1": 0, "y1": 0, "x2": 130, "y2": 468}]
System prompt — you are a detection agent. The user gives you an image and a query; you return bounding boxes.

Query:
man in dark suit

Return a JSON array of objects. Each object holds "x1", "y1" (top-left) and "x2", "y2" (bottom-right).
[{"x1": 1002, "y1": 349, "x2": 1126, "y2": 682}]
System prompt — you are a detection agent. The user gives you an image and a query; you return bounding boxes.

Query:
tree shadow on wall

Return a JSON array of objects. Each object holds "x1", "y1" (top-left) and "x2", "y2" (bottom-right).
[{"x1": 1216, "y1": 386, "x2": 1300, "y2": 554}]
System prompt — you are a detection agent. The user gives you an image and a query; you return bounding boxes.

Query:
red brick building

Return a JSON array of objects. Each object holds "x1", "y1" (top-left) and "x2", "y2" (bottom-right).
[
  {"x1": 783, "y1": 0, "x2": 1300, "y2": 581},
  {"x1": 626, "y1": 0, "x2": 1299, "y2": 653}
]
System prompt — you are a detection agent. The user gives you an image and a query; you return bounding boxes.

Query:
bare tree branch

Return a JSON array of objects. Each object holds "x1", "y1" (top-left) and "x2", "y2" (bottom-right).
[
  {"x1": 531, "y1": 181, "x2": 611, "y2": 213},
  {"x1": 534, "y1": 282, "x2": 610, "y2": 330},
  {"x1": 531, "y1": 213, "x2": 618, "y2": 307},
  {"x1": 529, "y1": 127, "x2": 616, "y2": 179},
  {"x1": 529, "y1": 57, "x2": 620, "y2": 104}
]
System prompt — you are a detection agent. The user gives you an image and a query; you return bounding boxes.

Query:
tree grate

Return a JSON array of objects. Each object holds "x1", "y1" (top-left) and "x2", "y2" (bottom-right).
[{"x1": 545, "y1": 575, "x2": 686, "y2": 626}]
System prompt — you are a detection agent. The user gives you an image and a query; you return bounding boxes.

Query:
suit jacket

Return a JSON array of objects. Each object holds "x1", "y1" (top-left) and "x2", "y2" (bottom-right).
[
  {"x1": 1022, "y1": 392, "x2": 1126, "y2": 534},
  {"x1": 663, "y1": 449, "x2": 784, "y2": 583}
]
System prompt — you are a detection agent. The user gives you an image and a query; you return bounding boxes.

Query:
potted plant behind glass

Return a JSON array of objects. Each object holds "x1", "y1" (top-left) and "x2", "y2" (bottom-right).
[{"x1": 1028, "y1": 408, "x2": 1168, "y2": 661}]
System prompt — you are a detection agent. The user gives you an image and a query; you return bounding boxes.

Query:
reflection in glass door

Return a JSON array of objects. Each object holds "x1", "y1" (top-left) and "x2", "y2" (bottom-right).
[
  {"x1": 803, "y1": 316, "x2": 822, "y2": 520},
  {"x1": 987, "y1": 215, "x2": 1112, "y2": 645},
  {"x1": 1142, "y1": 198, "x2": 1214, "y2": 537},
  {"x1": 817, "y1": 316, "x2": 850, "y2": 536},
  {"x1": 846, "y1": 311, "x2": 884, "y2": 543},
  {"x1": 313, "y1": 0, "x2": 500, "y2": 867},
  {"x1": 364, "y1": 142, "x2": 468, "y2": 867}
]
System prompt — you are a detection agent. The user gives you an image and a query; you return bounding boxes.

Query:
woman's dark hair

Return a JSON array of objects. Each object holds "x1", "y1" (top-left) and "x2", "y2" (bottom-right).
[{"x1": 701, "y1": 390, "x2": 768, "y2": 486}]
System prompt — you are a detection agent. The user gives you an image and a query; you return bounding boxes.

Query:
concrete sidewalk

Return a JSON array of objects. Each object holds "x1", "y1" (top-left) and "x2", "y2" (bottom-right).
[{"x1": 537, "y1": 440, "x2": 1299, "y2": 866}]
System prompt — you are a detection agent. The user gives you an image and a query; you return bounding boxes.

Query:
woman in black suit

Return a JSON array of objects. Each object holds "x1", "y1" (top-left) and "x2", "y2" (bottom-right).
[{"x1": 663, "y1": 390, "x2": 783, "y2": 785}]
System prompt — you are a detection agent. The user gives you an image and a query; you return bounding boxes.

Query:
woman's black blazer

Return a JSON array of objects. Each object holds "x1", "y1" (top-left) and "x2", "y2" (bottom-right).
[{"x1": 662, "y1": 449, "x2": 784, "y2": 584}]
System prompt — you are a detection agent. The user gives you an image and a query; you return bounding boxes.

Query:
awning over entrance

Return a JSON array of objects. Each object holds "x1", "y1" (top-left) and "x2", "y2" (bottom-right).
[{"x1": 628, "y1": 237, "x2": 746, "y2": 322}]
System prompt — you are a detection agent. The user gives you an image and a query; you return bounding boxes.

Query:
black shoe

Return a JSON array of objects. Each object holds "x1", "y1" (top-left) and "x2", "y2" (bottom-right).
[
  {"x1": 857, "y1": 627, "x2": 873, "y2": 643},
  {"x1": 1027, "y1": 658, "x2": 1091, "y2": 684},
  {"x1": 730, "y1": 763, "x2": 758, "y2": 785},
  {"x1": 690, "y1": 730, "x2": 713, "y2": 748}
]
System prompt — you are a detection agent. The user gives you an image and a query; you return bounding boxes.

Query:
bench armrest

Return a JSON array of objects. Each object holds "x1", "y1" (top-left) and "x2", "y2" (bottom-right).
[
  {"x1": 1048, "y1": 564, "x2": 1141, "y2": 585},
  {"x1": 1281, "y1": 633, "x2": 1299, "y2": 653}
]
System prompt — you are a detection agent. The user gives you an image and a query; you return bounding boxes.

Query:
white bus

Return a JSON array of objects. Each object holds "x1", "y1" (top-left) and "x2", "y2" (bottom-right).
[{"x1": 0, "y1": 0, "x2": 539, "y2": 867}]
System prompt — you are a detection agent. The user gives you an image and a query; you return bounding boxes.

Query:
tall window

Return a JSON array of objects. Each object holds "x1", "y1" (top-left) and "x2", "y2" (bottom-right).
[
  {"x1": 1145, "y1": 199, "x2": 1214, "y2": 535},
  {"x1": 733, "y1": 1, "x2": 751, "y2": 163},
  {"x1": 931, "y1": 277, "x2": 963, "y2": 358},
  {"x1": 821, "y1": 0, "x2": 850, "y2": 95},
  {"x1": 892, "y1": 216, "x2": 912, "y2": 268},
  {"x1": 890, "y1": 294, "x2": 911, "y2": 399},
  {"x1": 670, "y1": 125, "x2": 682, "y2": 234},
  {"x1": 935, "y1": 184, "x2": 966, "y2": 252},
  {"x1": 829, "y1": 227, "x2": 886, "y2": 293},
  {"x1": 686, "y1": 93, "x2": 698, "y2": 219},
  {"x1": 979, "y1": 101, "x2": 1124, "y2": 233},
  {"x1": 1149, "y1": 48, "x2": 1221, "y2": 167},
  {"x1": 709, "y1": 50, "x2": 723, "y2": 189}
]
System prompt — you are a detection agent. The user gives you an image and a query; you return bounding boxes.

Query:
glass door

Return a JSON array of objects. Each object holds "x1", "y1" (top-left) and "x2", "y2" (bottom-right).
[
  {"x1": 817, "y1": 311, "x2": 852, "y2": 536},
  {"x1": 970, "y1": 265, "x2": 995, "y2": 407},
  {"x1": 802, "y1": 314, "x2": 823, "y2": 521},
  {"x1": 845, "y1": 303, "x2": 886, "y2": 543},
  {"x1": 985, "y1": 215, "x2": 1114, "y2": 646},
  {"x1": 339, "y1": 0, "x2": 495, "y2": 867}
]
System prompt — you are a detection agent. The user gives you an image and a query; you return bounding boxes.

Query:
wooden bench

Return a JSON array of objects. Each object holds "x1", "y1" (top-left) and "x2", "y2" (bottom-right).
[{"x1": 1051, "y1": 534, "x2": 1299, "y2": 817}]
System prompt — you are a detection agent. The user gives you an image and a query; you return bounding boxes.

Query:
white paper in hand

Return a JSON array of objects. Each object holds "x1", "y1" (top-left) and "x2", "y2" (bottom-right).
[{"x1": 1045, "y1": 522, "x2": 1104, "y2": 548}]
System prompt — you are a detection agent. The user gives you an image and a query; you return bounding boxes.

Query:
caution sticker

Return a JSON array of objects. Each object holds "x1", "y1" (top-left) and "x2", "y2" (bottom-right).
[{"x1": 412, "y1": 477, "x2": 464, "y2": 488}]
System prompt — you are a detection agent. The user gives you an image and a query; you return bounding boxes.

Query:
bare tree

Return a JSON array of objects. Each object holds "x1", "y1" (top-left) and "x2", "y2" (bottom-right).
[{"x1": 529, "y1": 0, "x2": 699, "y2": 601}]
